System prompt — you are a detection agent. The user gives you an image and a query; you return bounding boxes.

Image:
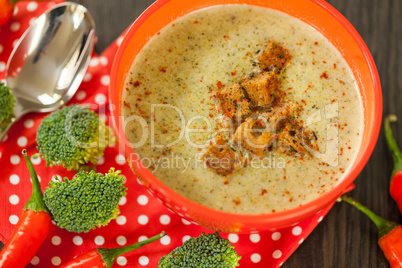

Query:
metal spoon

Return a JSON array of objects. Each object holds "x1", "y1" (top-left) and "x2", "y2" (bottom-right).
[{"x1": 1, "y1": 2, "x2": 95, "y2": 141}]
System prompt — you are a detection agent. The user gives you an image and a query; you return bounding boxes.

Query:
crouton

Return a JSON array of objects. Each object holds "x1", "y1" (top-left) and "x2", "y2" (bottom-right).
[
  {"x1": 233, "y1": 116, "x2": 274, "y2": 157},
  {"x1": 276, "y1": 124, "x2": 310, "y2": 157},
  {"x1": 259, "y1": 101, "x2": 298, "y2": 131},
  {"x1": 202, "y1": 136, "x2": 242, "y2": 176},
  {"x1": 258, "y1": 41, "x2": 292, "y2": 73},
  {"x1": 214, "y1": 83, "x2": 252, "y2": 122},
  {"x1": 240, "y1": 72, "x2": 279, "y2": 106}
]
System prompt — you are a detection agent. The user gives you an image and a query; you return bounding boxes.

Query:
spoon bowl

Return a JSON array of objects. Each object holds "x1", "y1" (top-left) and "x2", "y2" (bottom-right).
[{"x1": 1, "y1": 2, "x2": 95, "y2": 141}]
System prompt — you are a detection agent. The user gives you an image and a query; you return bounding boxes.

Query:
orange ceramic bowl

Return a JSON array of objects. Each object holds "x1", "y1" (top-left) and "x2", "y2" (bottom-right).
[{"x1": 110, "y1": 0, "x2": 382, "y2": 232}]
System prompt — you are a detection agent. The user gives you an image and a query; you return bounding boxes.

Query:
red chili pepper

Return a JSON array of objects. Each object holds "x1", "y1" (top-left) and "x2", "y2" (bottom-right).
[
  {"x1": 60, "y1": 231, "x2": 166, "y2": 268},
  {"x1": 0, "y1": 0, "x2": 51, "y2": 28},
  {"x1": 0, "y1": 0, "x2": 14, "y2": 27},
  {"x1": 0, "y1": 149, "x2": 51, "y2": 268},
  {"x1": 384, "y1": 115, "x2": 402, "y2": 214},
  {"x1": 342, "y1": 196, "x2": 402, "y2": 268}
]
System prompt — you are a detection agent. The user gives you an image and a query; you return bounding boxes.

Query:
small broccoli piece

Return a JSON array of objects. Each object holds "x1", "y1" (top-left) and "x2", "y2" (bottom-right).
[
  {"x1": 43, "y1": 168, "x2": 127, "y2": 233},
  {"x1": 158, "y1": 232, "x2": 241, "y2": 268},
  {"x1": 0, "y1": 82, "x2": 15, "y2": 130},
  {"x1": 36, "y1": 104, "x2": 114, "y2": 171}
]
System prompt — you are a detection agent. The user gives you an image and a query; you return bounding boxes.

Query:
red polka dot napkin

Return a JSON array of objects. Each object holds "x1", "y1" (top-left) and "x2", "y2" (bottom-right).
[{"x1": 0, "y1": 2, "x2": 335, "y2": 267}]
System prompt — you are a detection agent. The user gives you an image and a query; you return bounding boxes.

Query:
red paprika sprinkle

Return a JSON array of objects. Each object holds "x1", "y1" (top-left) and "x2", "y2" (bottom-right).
[
  {"x1": 320, "y1": 71, "x2": 329, "y2": 79},
  {"x1": 0, "y1": 150, "x2": 52, "y2": 267},
  {"x1": 60, "y1": 232, "x2": 166, "y2": 268},
  {"x1": 216, "y1": 81, "x2": 225, "y2": 90},
  {"x1": 342, "y1": 196, "x2": 402, "y2": 268},
  {"x1": 384, "y1": 115, "x2": 402, "y2": 214}
]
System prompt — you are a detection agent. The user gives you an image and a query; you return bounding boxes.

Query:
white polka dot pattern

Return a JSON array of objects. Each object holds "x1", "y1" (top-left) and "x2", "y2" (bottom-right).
[
  {"x1": 100, "y1": 75, "x2": 110, "y2": 86},
  {"x1": 9, "y1": 215, "x2": 18, "y2": 225},
  {"x1": 138, "y1": 256, "x2": 149, "y2": 266},
  {"x1": 24, "y1": 119, "x2": 34, "y2": 128},
  {"x1": 75, "y1": 91, "x2": 86, "y2": 101},
  {"x1": 116, "y1": 215, "x2": 127, "y2": 225},
  {"x1": 182, "y1": 235, "x2": 191, "y2": 243},
  {"x1": 137, "y1": 195, "x2": 148, "y2": 205},
  {"x1": 292, "y1": 226, "x2": 302, "y2": 236},
  {"x1": 9, "y1": 175, "x2": 20, "y2": 185},
  {"x1": 27, "y1": 2, "x2": 38, "y2": 11},
  {"x1": 10, "y1": 155, "x2": 20, "y2": 165},
  {"x1": 94, "y1": 236, "x2": 105, "y2": 246},
  {"x1": 116, "y1": 236, "x2": 127, "y2": 246},
  {"x1": 30, "y1": 256, "x2": 40, "y2": 265},
  {"x1": 9, "y1": 194, "x2": 19, "y2": 205},
  {"x1": 273, "y1": 250, "x2": 282, "y2": 259},
  {"x1": 160, "y1": 235, "x2": 171, "y2": 245},
  {"x1": 271, "y1": 232, "x2": 281, "y2": 241},
  {"x1": 51, "y1": 256, "x2": 61, "y2": 266},
  {"x1": 73, "y1": 236, "x2": 83, "y2": 246},
  {"x1": 228, "y1": 233, "x2": 239, "y2": 243},
  {"x1": 117, "y1": 256, "x2": 127, "y2": 266},
  {"x1": 119, "y1": 196, "x2": 127, "y2": 205},
  {"x1": 90, "y1": 58, "x2": 99, "y2": 67},
  {"x1": 138, "y1": 236, "x2": 148, "y2": 242},
  {"x1": 159, "y1": 214, "x2": 171, "y2": 225},
  {"x1": 115, "y1": 154, "x2": 126, "y2": 165},
  {"x1": 250, "y1": 234, "x2": 261, "y2": 243},
  {"x1": 10, "y1": 22, "x2": 21, "y2": 32},
  {"x1": 51, "y1": 236, "x2": 62, "y2": 246},
  {"x1": 95, "y1": 93, "x2": 107, "y2": 104},
  {"x1": 31, "y1": 155, "x2": 41, "y2": 165},
  {"x1": 137, "y1": 215, "x2": 148, "y2": 225},
  {"x1": 251, "y1": 253, "x2": 261, "y2": 263},
  {"x1": 83, "y1": 73, "x2": 92, "y2": 82}
]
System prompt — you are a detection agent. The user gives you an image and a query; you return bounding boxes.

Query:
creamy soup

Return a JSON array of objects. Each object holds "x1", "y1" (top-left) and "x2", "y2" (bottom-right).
[{"x1": 122, "y1": 5, "x2": 363, "y2": 214}]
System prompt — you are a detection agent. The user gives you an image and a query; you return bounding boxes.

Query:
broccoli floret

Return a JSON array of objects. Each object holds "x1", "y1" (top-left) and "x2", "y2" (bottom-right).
[
  {"x1": 0, "y1": 82, "x2": 15, "y2": 130},
  {"x1": 36, "y1": 104, "x2": 114, "y2": 171},
  {"x1": 158, "y1": 232, "x2": 241, "y2": 268},
  {"x1": 43, "y1": 168, "x2": 127, "y2": 233}
]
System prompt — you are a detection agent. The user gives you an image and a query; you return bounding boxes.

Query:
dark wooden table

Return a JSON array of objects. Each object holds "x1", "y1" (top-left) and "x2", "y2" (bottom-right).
[{"x1": 62, "y1": 0, "x2": 402, "y2": 267}]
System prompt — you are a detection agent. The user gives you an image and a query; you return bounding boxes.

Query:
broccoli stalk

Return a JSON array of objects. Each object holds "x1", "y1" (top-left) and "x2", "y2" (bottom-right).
[
  {"x1": 36, "y1": 105, "x2": 114, "y2": 171},
  {"x1": 0, "y1": 82, "x2": 15, "y2": 131},
  {"x1": 43, "y1": 168, "x2": 127, "y2": 233},
  {"x1": 158, "y1": 232, "x2": 241, "y2": 268}
]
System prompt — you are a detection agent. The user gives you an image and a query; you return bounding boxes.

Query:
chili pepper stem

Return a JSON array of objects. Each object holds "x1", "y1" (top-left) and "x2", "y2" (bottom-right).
[
  {"x1": 22, "y1": 149, "x2": 50, "y2": 214},
  {"x1": 341, "y1": 195, "x2": 399, "y2": 238},
  {"x1": 384, "y1": 115, "x2": 402, "y2": 177},
  {"x1": 98, "y1": 231, "x2": 166, "y2": 268}
]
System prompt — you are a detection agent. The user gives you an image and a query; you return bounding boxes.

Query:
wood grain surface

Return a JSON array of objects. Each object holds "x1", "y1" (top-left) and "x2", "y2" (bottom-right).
[{"x1": 10, "y1": 0, "x2": 402, "y2": 267}]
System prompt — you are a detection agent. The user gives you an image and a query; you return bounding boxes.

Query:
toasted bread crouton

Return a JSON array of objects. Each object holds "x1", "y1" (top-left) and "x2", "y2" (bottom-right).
[
  {"x1": 258, "y1": 41, "x2": 292, "y2": 73},
  {"x1": 233, "y1": 116, "x2": 274, "y2": 157},
  {"x1": 202, "y1": 136, "x2": 241, "y2": 176},
  {"x1": 260, "y1": 101, "x2": 298, "y2": 131},
  {"x1": 214, "y1": 83, "x2": 252, "y2": 122},
  {"x1": 277, "y1": 124, "x2": 310, "y2": 157},
  {"x1": 240, "y1": 72, "x2": 279, "y2": 106}
]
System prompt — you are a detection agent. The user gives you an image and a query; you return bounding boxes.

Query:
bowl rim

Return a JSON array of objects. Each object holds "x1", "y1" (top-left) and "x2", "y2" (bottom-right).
[{"x1": 109, "y1": 0, "x2": 382, "y2": 228}]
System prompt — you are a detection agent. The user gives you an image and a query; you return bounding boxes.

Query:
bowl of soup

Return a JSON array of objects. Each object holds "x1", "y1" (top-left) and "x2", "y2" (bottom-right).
[{"x1": 109, "y1": 0, "x2": 382, "y2": 232}]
